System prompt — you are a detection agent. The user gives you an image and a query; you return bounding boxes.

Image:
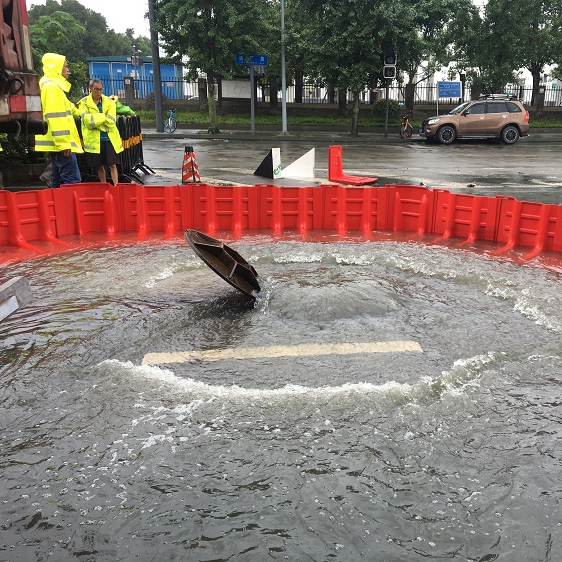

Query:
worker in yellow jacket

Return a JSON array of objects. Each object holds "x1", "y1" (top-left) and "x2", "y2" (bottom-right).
[
  {"x1": 35, "y1": 53, "x2": 83, "y2": 188},
  {"x1": 77, "y1": 79, "x2": 124, "y2": 185}
]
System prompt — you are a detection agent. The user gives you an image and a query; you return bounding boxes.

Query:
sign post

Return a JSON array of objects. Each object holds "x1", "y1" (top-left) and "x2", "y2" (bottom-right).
[
  {"x1": 436, "y1": 81, "x2": 462, "y2": 115},
  {"x1": 236, "y1": 55, "x2": 269, "y2": 134}
]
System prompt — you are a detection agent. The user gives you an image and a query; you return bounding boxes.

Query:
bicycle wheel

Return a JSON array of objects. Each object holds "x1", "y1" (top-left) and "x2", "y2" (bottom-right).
[{"x1": 164, "y1": 117, "x2": 177, "y2": 133}]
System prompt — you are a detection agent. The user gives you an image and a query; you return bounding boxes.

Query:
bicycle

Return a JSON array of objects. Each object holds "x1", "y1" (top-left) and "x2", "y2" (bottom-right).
[
  {"x1": 399, "y1": 111, "x2": 413, "y2": 138},
  {"x1": 164, "y1": 105, "x2": 177, "y2": 133}
]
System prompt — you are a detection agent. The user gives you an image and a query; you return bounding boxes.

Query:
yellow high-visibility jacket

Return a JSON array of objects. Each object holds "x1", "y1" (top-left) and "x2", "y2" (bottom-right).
[
  {"x1": 76, "y1": 93, "x2": 124, "y2": 155},
  {"x1": 35, "y1": 53, "x2": 83, "y2": 153}
]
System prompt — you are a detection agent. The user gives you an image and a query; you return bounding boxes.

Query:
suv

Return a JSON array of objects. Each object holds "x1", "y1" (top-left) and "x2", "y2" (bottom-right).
[{"x1": 419, "y1": 94, "x2": 530, "y2": 145}]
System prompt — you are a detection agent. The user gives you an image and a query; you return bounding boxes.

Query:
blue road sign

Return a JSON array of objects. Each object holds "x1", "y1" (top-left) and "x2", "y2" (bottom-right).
[
  {"x1": 236, "y1": 54, "x2": 269, "y2": 66},
  {"x1": 438, "y1": 81, "x2": 462, "y2": 98}
]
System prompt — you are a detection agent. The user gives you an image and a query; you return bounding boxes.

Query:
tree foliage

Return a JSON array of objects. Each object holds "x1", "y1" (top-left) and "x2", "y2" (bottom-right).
[
  {"x1": 29, "y1": 11, "x2": 88, "y2": 99},
  {"x1": 153, "y1": 0, "x2": 276, "y2": 132},
  {"x1": 448, "y1": 0, "x2": 562, "y2": 103},
  {"x1": 28, "y1": 0, "x2": 151, "y2": 58}
]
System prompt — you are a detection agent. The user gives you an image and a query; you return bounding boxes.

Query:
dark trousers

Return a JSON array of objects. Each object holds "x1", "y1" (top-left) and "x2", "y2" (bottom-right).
[{"x1": 50, "y1": 152, "x2": 82, "y2": 188}]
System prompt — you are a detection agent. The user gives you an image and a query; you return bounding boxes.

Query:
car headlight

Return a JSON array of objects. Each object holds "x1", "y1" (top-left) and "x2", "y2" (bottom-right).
[{"x1": 427, "y1": 118, "x2": 441, "y2": 125}]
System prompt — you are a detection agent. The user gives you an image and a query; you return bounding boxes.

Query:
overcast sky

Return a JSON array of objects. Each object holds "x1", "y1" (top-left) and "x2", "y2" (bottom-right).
[{"x1": 28, "y1": 0, "x2": 151, "y2": 37}]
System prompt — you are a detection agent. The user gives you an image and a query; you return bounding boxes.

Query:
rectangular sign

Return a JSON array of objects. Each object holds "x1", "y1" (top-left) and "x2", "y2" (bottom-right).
[
  {"x1": 438, "y1": 81, "x2": 462, "y2": 98},
  {"x1": 236, "y1": 54, "x2": 268, "y2": 66}
]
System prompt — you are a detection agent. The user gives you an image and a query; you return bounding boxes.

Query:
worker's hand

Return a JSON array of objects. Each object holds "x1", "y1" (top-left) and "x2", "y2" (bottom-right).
[{"x1": 61, "y1": 149, "x2": 72, "y2": 157}]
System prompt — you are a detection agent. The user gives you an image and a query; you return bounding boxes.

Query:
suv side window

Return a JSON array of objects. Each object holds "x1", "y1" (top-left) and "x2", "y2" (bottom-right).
[
  {"x1": 506, "y1": 101, "x2": 522, "y2": 112},
  {"x1": 467, "y1": 103, "x2": 486, "y2": 115},
  {"x1": 487, "y1": 102, "x2": 509, "y2": 114}
]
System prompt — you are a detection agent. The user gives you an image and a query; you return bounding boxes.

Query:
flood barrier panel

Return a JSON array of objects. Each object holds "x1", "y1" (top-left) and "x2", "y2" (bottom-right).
[{"x1": 2, "y1": 182, "x2": 562, "y2": 260}]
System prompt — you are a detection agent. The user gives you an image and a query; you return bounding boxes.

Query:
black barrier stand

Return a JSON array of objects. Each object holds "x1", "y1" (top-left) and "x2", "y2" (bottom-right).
[{"x1": 75, "y1": 115, "x2": 155, "y2": 185}]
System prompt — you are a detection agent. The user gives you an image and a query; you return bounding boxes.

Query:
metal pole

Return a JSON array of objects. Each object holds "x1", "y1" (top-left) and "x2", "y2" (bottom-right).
[
  {"x1": 250, "y1": 65, "x2": 255, "y2": 134},
  {"x1": 148, "y1": 0, "x2": 164, "y2": 132},
  {"x1": 281, "y1": 0, "x2": 288, "y2": 134},
  {"x1": 384, "y1": 81, "x2": 389, "y2": 137}
]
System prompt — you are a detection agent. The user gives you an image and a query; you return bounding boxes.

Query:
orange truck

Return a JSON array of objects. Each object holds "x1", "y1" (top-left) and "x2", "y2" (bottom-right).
[{"x1": 0, "y1": 0, "x2": 46, "y2": 135}]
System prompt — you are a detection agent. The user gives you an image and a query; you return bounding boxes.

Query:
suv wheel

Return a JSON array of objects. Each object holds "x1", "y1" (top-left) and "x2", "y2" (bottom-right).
[
  {"x1": 437, "y1": 125, "x2": 456, "y2": 145},
  {"x1": 500, "y1": 125, "x2": 520, "y2": 145}
]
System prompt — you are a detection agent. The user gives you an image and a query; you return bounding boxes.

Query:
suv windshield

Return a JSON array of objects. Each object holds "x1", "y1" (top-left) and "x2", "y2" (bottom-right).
[{"x1": 449, "y1": 102, "x2": 472, "y2": 115}]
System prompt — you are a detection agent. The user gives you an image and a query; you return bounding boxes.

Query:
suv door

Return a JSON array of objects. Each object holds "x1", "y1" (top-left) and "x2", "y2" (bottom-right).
[
  {"x1": 484, "y1": 101, "x2": 510, "y2": 136},
  {"x1": 458, "y1": 102, "x2": 486, "y2": 136}
]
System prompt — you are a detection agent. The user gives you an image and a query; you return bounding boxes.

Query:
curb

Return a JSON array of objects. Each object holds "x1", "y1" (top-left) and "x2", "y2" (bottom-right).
[{"x1": 140, "y1": 125, "x2": 562, "y2": 144}]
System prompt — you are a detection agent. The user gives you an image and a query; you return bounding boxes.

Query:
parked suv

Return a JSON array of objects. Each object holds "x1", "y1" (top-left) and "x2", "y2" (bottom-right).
[{"x1": 419, "y1": 94, "x2": 530, "y2": 145}]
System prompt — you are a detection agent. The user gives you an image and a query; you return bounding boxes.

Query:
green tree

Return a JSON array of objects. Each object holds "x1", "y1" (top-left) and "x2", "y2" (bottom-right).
[
  {"x1": 154, "y1": 0, "x2": 275, "y2": 133},
  {"x1": 301, "y1": 0, "x2": 392, "y2": 135},
  {"x1": 448, "y1": 0, "x2": 562, "y2": 103},
  {"x1": 395, "y1": 0, "x2": 471, "y2": 111},
  {"x1": 512, "y1": 0, "x2": 562, "y2": 104},
  {"x1": 28, "y1": 0, "x2": 150, "y2": 58},
  {"x1": 29, "y1": 11, "x2": 88, "y2": 99}
]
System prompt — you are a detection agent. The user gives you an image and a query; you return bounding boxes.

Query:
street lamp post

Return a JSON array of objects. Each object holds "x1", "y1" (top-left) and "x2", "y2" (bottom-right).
[
  {"x1": 281, "y1": 0, "x2": 288, "y2": 134},
  {"x1": 148, "y1": 0, "x2": 164, "y2": 132}
]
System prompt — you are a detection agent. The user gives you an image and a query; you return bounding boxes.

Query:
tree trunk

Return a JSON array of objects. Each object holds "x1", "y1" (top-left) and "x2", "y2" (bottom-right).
[
  {"x1": 295, "y1": 69, "x2": 304, "y2": 103},
  {"x1": 530, "y1": 63, "x2": 542, "y2": 107},
  {"x1": 338, "y1": 89, "x2": 347, "y2": 116},
  {"x1": 351, "y1": 91, "x2": 359, "y2": 137},
  {"x1": 405, "y1": 83, "x2": 415, "y2": 111},
  {"x1": 207, "y1": 74, "x2": 220, "y2": 134},
  {"x1": 269, "y1": 78, "x2": 279, "y2": 109}
]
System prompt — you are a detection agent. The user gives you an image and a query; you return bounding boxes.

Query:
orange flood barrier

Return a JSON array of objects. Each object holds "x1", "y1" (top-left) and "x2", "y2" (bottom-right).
[
  {"x1": 2, "y1": 182, "x2": 562, "y2": 262},
  {"x1": 328, "y1": 145, "x2": 378, "y2": 185}
]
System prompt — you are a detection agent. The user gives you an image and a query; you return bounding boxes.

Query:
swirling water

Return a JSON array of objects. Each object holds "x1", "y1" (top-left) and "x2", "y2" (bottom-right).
[{"x1": 1, "y1": 235, "x2": 561, "y2": 561}]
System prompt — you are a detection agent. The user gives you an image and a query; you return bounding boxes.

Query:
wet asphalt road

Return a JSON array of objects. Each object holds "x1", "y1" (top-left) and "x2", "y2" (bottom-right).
[{"x1": 138, "y1": 130, "x2": 562, "y2": 205}]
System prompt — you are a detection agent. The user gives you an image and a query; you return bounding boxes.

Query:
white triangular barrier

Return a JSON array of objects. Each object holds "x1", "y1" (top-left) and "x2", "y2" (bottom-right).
[
  {"x1": 0, "y1": 276, "x2": 31, "y2": 322},
  {"x1": 280, "y1": 148, "x2": 315, "y2": 179},
  {"x1": 253, "y1": 148, "x2": 281, "y2": 179}
]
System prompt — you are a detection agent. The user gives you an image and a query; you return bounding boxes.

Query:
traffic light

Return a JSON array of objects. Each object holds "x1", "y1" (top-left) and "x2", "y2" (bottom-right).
[
  {"x1": 383, "y1": 51, "x2": 396, "y2": 80},
  {"x1": 383, "y1": 65, "x2": 396, "y2": 79},
  {"x1": 384, "y1": 52, "x2": 397, "y2": 66}
]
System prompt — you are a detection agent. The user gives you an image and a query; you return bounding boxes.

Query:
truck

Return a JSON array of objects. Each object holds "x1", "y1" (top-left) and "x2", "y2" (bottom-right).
[{"x1": 0, "y1": 0, "x2": 46, "y2": 136}]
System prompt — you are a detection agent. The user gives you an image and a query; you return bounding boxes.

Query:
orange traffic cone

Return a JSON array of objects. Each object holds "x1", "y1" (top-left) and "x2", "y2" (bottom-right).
[{"x1": 181, "y1": 146, "x2": 201, "y2": 184}]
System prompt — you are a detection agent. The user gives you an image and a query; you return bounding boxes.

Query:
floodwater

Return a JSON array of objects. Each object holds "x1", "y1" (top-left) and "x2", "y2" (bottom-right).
[{"x1": 1, "y1": 233, "x2": 562, "y2": 561}]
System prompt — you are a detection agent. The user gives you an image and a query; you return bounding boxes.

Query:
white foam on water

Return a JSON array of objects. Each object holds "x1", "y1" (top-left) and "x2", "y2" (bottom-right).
[
  {"x1": 100, "y1": 353, "x2": 495, "y2": 405},
  {"x1": 144, "y1": 266, "x2": 180, "y2": 288}
]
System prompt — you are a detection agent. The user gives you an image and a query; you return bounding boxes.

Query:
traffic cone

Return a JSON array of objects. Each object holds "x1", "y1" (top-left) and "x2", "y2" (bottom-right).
[{"x1": 181, "y1": 146, "x2": 201, "y2": 184}]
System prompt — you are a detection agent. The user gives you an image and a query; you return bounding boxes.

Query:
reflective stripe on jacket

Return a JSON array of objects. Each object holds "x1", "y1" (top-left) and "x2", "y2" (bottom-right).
[{"x1": 76, "y1": 94, "x2": 124, "y2": 155}]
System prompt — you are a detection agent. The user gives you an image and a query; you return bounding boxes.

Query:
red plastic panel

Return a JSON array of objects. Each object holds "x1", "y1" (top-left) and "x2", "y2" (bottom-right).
[
  {"x1": 139, "y1": 185, "x2": 182, "y2": 237},
  {"x1": 5, "y1": 183, "x2": 562, "y2": 262},
  {"x1": 323, "y1": 185, "x2": 387, "y2": 231},
  {"x1": 388, "y1": 184, "x2": 434, "y2": 233},
  {"x1": 257, "y1": 185, "x2": 324, "y2": 231},
  {"x1": 189, "y1": 184, "x2": 256, "y2": 232},
  {"x1": 328, "y1": 146, "x2": 378, "y2": 185},
  {"x1": 67, "y1": 183, "x2": 116, "y2": 235}
]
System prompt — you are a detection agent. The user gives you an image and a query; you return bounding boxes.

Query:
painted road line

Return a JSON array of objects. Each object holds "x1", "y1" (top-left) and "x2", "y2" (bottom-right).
[{"x1": 142, "y1": 341, "x2": 423, "y2": 365}]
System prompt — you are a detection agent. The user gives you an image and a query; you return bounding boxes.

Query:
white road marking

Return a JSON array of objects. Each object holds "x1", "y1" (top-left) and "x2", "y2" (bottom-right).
[{"x1": 142, "y1": 340, "x2": 423, "y2": 365}]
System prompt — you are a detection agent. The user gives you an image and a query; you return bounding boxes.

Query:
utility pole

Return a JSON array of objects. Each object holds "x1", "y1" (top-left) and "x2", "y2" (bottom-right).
[
  {"x1": 148, "y1": 0, "x2": 164, "y2": 132},
  {"x1": 281, "y1": 0, "x2": 288, "y2": 134}
]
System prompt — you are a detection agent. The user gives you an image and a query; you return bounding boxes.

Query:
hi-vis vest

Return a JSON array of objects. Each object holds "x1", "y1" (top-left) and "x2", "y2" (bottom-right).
[
  {"x1": 76, "y1": 94, "x2": 124, "y2": 155},
  {"x1": 35, "y1": 54, "x2": 83, "y2": 153}
]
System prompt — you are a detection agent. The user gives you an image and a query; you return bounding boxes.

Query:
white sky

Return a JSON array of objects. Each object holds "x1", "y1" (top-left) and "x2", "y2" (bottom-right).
[{"x1": 28, "y1": 0, "x2": 151, "y2": 37}]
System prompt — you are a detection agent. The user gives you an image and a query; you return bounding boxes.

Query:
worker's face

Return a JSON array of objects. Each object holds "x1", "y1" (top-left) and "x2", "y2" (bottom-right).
[
  {"x1": 62, "y1": 60, "x2": 70, "y2": 79},
  {"x1": 90, "y1": 83, "x2": 103, "y2": 102}
]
